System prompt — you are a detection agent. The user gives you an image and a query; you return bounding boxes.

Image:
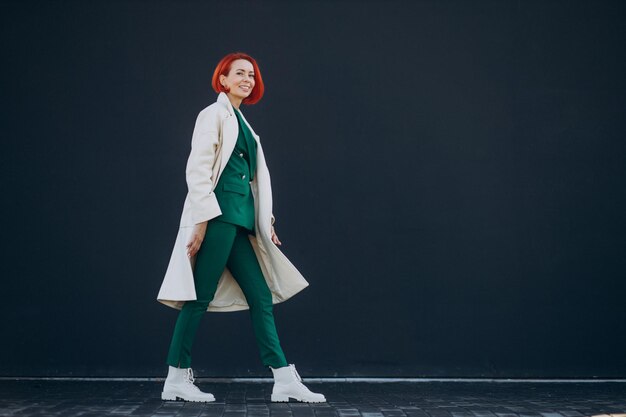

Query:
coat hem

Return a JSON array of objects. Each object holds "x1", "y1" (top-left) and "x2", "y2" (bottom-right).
[{"x1": 157, "y1": 280, "x2": 309, "y2": 313}]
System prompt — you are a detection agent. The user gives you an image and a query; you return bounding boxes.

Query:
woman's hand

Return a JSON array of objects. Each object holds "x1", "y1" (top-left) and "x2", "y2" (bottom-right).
[
  {"x1": 271, "y1": 225, "x2": 282, "y2": 246},
  {"x1": 187, "y1": 221, "x2": 208, "y2": 258}
]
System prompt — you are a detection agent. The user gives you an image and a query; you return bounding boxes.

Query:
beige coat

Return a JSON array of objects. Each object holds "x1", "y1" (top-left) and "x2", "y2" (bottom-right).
[{"x1": 157, "y1": 92, "x2": 309, "y2": 312}]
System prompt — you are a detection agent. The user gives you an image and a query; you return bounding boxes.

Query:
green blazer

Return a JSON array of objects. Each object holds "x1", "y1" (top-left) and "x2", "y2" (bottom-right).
[{"x1": 213, "y1": 106, "x2": 258, "y2": 231}]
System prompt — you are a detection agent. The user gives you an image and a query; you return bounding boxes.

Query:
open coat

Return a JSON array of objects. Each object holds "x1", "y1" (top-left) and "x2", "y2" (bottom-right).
[{"x1": 157, "y1": 92, "x2": 309, "y2": 312}]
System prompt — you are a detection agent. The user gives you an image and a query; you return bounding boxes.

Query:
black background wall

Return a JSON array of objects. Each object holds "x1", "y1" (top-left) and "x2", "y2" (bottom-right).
[{"x1": 1, "y1": 0, "x2": 625, "y2": 378}]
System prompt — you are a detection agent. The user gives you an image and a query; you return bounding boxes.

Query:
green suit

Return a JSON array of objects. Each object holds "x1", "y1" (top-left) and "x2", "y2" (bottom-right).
[
  {"x1": 166, "y1": 106, "x2": 287, "y2": 369},
  {"x1": 213, "y1": 107, "x2": 258, "y2": 231}
]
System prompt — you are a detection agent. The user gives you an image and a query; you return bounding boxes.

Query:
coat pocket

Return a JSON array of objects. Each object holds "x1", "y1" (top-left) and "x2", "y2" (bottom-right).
[{"x1": 222, "y1": 180, "x2": 248, "y2": 195}]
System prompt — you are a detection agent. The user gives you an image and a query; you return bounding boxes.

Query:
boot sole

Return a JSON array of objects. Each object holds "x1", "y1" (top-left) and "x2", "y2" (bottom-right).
[
  {"x1": 162, "y1": 391, "x2": 215, "y2": 402},
  {"x1": 271, "y1": 394, "x2": 326, "y2": 403}
]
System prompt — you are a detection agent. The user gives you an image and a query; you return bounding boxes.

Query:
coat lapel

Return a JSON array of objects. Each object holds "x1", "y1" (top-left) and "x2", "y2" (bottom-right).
[{"x1": 216, "y1": 93, "x2": 238, "y2": 179}]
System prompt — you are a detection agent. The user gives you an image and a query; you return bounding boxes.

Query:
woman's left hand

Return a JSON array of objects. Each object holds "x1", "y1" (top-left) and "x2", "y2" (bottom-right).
[{"x1": 271, "y1": 225, "x2": 282, "y2": 245}]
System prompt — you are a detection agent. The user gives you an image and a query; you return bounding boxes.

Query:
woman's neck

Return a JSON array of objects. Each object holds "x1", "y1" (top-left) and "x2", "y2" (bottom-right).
[{"x1": 226, "y1": 93, "x2": 242, "y2": 110}]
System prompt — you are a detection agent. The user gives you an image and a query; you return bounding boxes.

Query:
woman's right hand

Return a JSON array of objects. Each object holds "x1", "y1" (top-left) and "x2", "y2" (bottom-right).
[{"x1": 186, "y1": 221, "x2": 208, "y2": 258}]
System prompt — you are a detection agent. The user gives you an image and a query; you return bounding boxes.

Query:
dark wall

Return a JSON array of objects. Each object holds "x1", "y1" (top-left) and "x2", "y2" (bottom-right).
[{"x1": 1, "y1": 0, "x2": 625, "y2": 378}]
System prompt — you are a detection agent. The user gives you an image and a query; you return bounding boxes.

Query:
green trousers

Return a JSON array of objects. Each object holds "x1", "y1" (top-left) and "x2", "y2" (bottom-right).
[{"x1": 166, "y1": 219, "x2": 288, "y2": 369}]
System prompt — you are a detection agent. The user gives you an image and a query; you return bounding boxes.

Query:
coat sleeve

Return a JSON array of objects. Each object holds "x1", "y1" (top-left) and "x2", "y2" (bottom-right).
[{"x1": 185, "y1": 108, "x2": 222, "y2": 225}]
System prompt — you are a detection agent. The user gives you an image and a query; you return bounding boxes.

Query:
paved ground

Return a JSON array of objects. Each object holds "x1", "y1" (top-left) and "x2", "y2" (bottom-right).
[{"x1": 0, "y1": 380, "x2": 625, "y2": 417}]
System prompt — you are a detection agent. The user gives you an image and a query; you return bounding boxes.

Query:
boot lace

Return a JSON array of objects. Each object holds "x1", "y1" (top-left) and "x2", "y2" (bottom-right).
[
  {"x1": 184, "y1": 368, "x2": 201, "y2": 392},
  {"x1": 289, "y1": 364, "x2": 310, "y2": 391}
]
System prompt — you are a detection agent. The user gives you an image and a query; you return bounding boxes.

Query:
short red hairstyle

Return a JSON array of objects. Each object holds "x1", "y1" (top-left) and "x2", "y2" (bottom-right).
[{"x1": 211, "y1": 52, "x2": 265, "y2": 105}]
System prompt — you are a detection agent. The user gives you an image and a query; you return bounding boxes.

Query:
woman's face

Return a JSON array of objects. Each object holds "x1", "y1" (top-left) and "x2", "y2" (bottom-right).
[{"x1": 220, "y1": 59, "x2": 256, "y2": 101}]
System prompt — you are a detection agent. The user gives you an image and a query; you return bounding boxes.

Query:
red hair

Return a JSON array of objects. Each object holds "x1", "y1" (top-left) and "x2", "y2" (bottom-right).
[{"x1": 211, "y1": 52, "x2": 265, "y2": 105}]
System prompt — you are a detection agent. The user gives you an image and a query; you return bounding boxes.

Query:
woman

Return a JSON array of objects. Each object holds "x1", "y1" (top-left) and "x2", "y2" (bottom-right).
[{"x1": 156, "y1": 52, "x2": 326, "y2": 403}]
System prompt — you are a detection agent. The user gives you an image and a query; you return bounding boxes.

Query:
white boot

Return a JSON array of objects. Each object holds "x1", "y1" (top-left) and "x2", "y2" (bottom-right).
[
  {"x1": 161, "y1": 366, "x2": 215, "y2": 402},
  {"x1": 270, "y1": 364, "x2": 326, "y2": 403}
]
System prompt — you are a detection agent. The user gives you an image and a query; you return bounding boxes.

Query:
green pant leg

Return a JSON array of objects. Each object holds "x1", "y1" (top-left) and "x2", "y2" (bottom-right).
[
  {"x1": 166, "y1": 220, "x2": 238, "y2": 368},
  {"x1": 226, "y1": 228, "x2": 288, "y2": 368}
]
